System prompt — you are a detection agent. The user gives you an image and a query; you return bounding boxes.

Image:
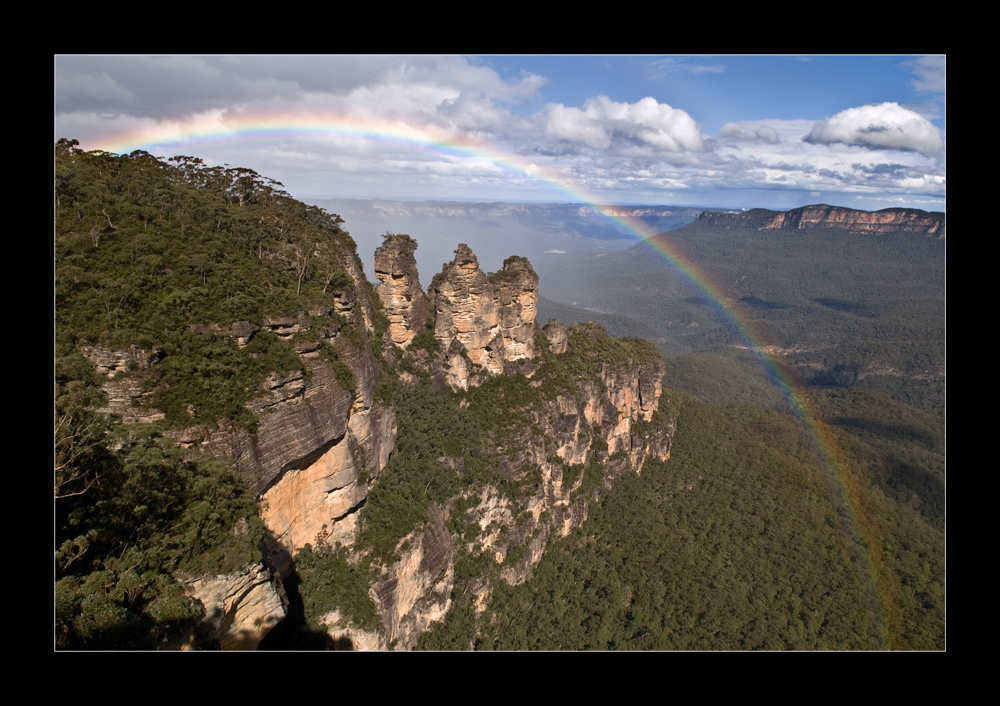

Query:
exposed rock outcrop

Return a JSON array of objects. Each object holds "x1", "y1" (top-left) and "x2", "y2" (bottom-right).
[
  {"x1": 182, "y1": 562, "x2": 287, "y2": 650},
  {"x1": 82, "y1": 228, "x2": 668, "y2": 652},
  {"x1": 260, "y1": 401, "x2": 396, "y2": 573},
  {"x1": 318, "y1": 609, "x2": 382, "y2": 650},
  {"x1": 542, "y1": 318, "x2": 568, "y2": 354},
  {"x1": 374, "y1": 234, "x2": 431, "y2": 349},
  {"x1": 430, "y1": 245, "x2": 539, "y2": 387},
  {"x1": 372, "y1": 505, "x2": 456, "y2": 650},
  {"x1": 371, "y1": 320, "x2": 672, "y2": 644},
  {"x1": 696, "y1": 204, "x2": 946, "y2": 237},
  {"x1": 83, "y1": 247, "x2": 397, "y2": 647},
  {"x1": 80, "y1": 344, "x2": 165, "y2": 424}
]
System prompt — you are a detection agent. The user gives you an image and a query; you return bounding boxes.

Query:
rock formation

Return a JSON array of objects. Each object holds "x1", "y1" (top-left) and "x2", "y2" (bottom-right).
[
  {"x1": 81, "y1": 344, "x2": 165, "y2": 424},
  {"x1": 360, "y1": 240, "x2": 672, "y2": 647},
  {"x1": 542, "y1": 318, "x2": 568, "y2": 354},
  {"x1": 81, "y1": 248, "x2": 398, "y2": 643},
  {"x1": 181, "y1": 563, "x2": 287, "y2": 650},
  {"x1": 77, "y1": 232, "x2": 666, "y2": 652},
  {"x1": 695, "y1": 204, "x2": 946, "y2": 237},
  {"x1": 180, "y1": 255, "x2": 398, "y2": 573},
  {"x1": 372, "y1": 504, "x2": 456, "y2": 649},
  {"x1": 373, "y1": 234, "x2": 431, "y2": 349},
  {"x1": 429, "y1": 244, "x2": 539, "y2": 387}
]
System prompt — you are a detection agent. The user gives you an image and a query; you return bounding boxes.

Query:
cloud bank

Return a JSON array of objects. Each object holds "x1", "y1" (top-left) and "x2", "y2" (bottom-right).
[{"x1": 55, "y1": 56, "x2": 945, "y2": 209}]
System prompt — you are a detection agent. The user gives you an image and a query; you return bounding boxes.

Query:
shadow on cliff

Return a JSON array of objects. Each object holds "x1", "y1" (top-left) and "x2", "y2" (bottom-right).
[{"x1": 258, "y1": 569, "x2": 341, "y2": 650}]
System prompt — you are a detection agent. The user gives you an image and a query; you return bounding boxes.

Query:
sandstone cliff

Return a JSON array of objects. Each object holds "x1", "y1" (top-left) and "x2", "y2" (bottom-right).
[
  {"x1": 429, "y1": 244, "x2": 539, "y2": 387},
  {"x1": 76, "y1": 232, "x2": 668, "y2": 652},
  {"x1": 373, "y1": 234, "x2": 431, "y2": 349},
  {"x1": 180, "y1": 562, "x2": 287, "y2": 650},
  {"x1": 357, "y1": 320, "x2": 672, "y2": 649},
  {"x1": 79, "y1": 247, "x2": 397, "y2": 645},
  {"x1": 695, "y1": 204, "x2": 945, "y2": 237},
  {"x1": 214, "y1": 256, "x2": 396, "y2": 568}
]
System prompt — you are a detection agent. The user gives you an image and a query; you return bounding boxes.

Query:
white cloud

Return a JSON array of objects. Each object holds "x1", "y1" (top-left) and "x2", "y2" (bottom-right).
[
  {"x1": 543, "y1": 96, "x2": 704, "y2": 152},
  {"x1": 804, "y1": 102, "x2": 944, "y2": 154},
  {"x1": 55, "y1": 57, "x2": 945, "y2": 208}
]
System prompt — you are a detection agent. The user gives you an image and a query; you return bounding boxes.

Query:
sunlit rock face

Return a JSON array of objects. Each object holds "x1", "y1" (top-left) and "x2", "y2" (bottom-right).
[
  {"x1": 182, "y1": 563, "x2": 287, "y2": 650},
  {"x1": 260, "y1": 402, "x2": 396, "y2": 574},
  {"x1": 372, "y1": 505, "x2": 455, "y2": 650},
  {"x1": 431, "y1": 245, "x2": 539, "y2": 386},
  {"x1": 374, "y1": 234, "x2": 431, "y2": 349}
]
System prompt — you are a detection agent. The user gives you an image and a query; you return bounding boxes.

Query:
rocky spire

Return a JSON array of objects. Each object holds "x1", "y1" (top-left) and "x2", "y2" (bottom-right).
[
  {"x1": 430, "y1": 244, "x2": 539, "y2": 379},
  {"x1": 374, "y1": 234, "x2": 431, "y2": 349}
]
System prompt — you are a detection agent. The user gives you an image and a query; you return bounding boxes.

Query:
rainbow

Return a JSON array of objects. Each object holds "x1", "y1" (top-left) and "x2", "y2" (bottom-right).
[{"x1": 87, "y1": 114, "x2": 897, "y2": 648}]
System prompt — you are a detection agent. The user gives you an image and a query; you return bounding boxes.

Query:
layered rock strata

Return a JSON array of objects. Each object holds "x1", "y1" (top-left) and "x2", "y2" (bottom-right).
[
  {"x1": 430, "y1": 245, "x2": 538, "y2": 387},
  {"x1": 80, "y1": 344, "x2": 165, "y2": 424},
  {"x1": 374, "y1": 234, "x2": 431, "y2": 349},
  {"x1": 696, "y1": 204, "x2": 945, "y2": 237},
  {"x1": 370, "y1": 322, "x2": 672, "y2": 646},
  {"x1": 372, "y1": 505, "x2": 456, "y2": 650},
  {"x1": 86, "y1": 248, "x2": 397, "y2": 646}
]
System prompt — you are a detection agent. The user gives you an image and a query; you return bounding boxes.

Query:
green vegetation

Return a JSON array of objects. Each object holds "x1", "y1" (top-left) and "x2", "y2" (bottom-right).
[
  {"x1": 56, "y1": 141, "x2": 942, "y2": 651},
  {"x1": 55, "y1": 141, "x2": 362, "y2": 649},
  {"x1": 55, "y1": 418, "x2": 265, "y2": 649},
  {"x1": 422, "y1": 393, "x2": 943, "y2": 650},
  {"x1": 292, "y1": 544, "x2": 379, "y2": 629}
]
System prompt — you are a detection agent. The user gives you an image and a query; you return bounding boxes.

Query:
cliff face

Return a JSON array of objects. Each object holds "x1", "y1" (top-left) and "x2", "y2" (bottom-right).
[
  {"x1": 171, "y1": 256, "x2": 398, "y2": 573},
  {"x1": 81, "y1": 248, "x2": 397, "y2": 643},
  {"x1": 695, "y1": 204, "x2": 945, "y2": 237},
  {"x1": 360, "y1": 321, "x2": 672, "y2": 648},
  {"x1": 181, "y1": 563, "x2": 287, "y2": 650},
  {"x1": 430, "y1": 244, "x2": 539, "y2": 387}
]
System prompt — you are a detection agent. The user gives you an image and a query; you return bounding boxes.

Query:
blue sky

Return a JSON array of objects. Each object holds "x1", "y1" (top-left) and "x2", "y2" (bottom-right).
[{"x1": 55, "y1": 55, "x2": 946, "y2": 211}]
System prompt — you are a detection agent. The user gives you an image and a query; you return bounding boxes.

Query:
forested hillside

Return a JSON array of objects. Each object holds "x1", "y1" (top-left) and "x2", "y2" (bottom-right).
[{"x1": 55, "y1": 138, "x2": 366, "y2": 648}]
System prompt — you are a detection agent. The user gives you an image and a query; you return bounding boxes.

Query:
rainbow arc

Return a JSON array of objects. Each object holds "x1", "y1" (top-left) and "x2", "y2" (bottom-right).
[{"x1": 91, "y1": 114, "x2": 895, "y2": 647}]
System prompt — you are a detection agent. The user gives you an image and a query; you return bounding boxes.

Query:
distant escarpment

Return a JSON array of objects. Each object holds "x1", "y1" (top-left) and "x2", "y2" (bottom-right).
[{"x1": 695, "y1": 204, "x2": 945, "y2": 237}]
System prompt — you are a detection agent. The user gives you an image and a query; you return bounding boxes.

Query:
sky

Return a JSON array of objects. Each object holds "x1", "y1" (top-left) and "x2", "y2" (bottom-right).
[{"x1": 55, "y1": 55, "x2": 946, "y2": 211}]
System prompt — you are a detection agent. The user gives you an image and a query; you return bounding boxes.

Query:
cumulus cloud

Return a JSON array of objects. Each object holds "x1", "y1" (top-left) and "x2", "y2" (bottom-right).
[
  {"x1": 56, "y1": 56, "x2": 547, "y2": 129},
  {"x1": 54, "y1": 57, "x2": 945, "y2": 208},
  {"x1": 543, "y1": 96, "x2": 704, "y2": 152},
  {"x1": 720, "y1": 123, "x2": 779, "y2": 143},
  {"x1": 804, "y1": 102, "x2": 944, "y2": 154}
]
